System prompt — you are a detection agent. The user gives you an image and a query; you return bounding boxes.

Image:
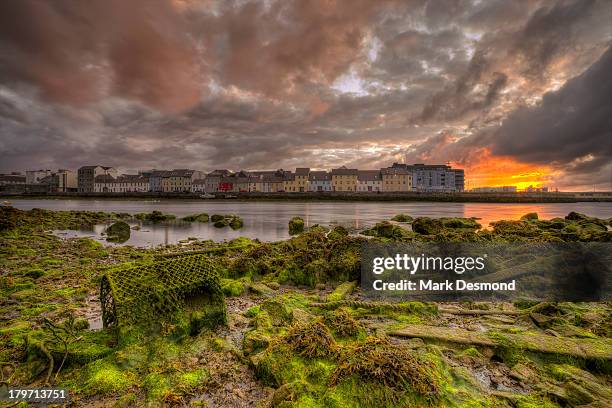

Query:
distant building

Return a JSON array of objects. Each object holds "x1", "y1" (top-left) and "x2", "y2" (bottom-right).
[
  {"x1": 331, "y1": 166, "x2": 358, "y2": 192},
  {"x1": 56, "y1": 169, "x2": 77, "y2": 192},
  {"x1": 26, "y1": 169, "x2": 52, "y2": 184},
  {"x1": 294, "y1": 168, "x2": 310, "y2": 192},
  {"x1": 262, "y1": 175, "x2": 285, "y2": 192},
  {"x1": 149, "y1": 170, "x2": 169, "y2": 192},
  {"x1": 94, "y1": 174, "x2": 149, "y2": 193},
  {"x1": 381, "y1": 167, "x2": 412, "y2": 192},
  {"x1": 0, "y1": 173, "x2": 26, "y2": 186},
  {"x1": 279, "y1": 171, "x2": 293, "y2": 192},
  {"x1": 160, "y1": 169, "x2": 202, "y2": 193},
  {"x1": 191, "y1": 179, "x2": 207, "y2": 193},
  {"x1": 453, "y1": 169, "x2": 465, "y2": 192},
  {"x1": 203, "y1": 169, "x2": 232, "y2": 193},
  {"x1": 471, "y1": 186, "x2": 517, "y2": 193},
  {"x1": 526, "y1": 185, "x2": 549, "y2": 193},
  {"x1": 357, "y1": 170, "x2": 382, "y2": 192},
  {"x1": 308, "y1": 171, "x2": 331, "y2": 192},
  {"x1": 391, "y1": 163, "x2": 460, "y2": 192},
  {"x1": 93, "y1": 175, "x2": 116, "y2": 193},
  {"x1": 38, "y1": 169, "x2": 77, "y2": 192},
  {"x1": 117, "y1": 174, "x2": 149, "y2": 192},
  {"x1": 78, "y1": 166, "x2": 117, "y2": 193}
]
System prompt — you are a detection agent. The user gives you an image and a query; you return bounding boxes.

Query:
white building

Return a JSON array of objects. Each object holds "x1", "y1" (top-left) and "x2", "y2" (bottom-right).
[
  {"x1": 308, "y1": 171, "x2": 332, "y2": 192},
  {"x1": 471, "y1": 186, "x2": 517, "y2": 193},
  {"x1": 94, "y1": 174, "x2": 149, "y2": 193},
  {"x1": 357, "y1": 170, "x2": 382, "y2": 192},
  {"x1": 26, "y1": 169, "x2": 52, "y2": 184},
  {"x1": 78, "y1": 166, "x2": 117, "y2": 193}
]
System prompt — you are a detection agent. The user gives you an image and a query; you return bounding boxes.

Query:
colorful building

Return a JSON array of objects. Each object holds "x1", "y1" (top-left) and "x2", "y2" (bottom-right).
[
  {"x1": 308, "y1": 171, "x2": 331, "y2": 192},
  {"x1": 331, "y1": 166, "x2": 358, "y2": 192},
  {"x1": 381, "y1": 167, "x2": 412, "y2": 192},
  {"x1": 357, "y1": 170, "x2": 382, "y2": 192}
]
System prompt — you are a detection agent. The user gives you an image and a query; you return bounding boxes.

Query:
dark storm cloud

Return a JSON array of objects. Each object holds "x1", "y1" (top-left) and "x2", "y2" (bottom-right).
[
  {"x1": 513, "y1": 0, "x2": 597, "y2": 77},
  {"x1": 0, "y1": 0, "x2": 203, "y2": 112},
  {"x1": 0, "y1": 0, "x2": 611, "y2": 190},
  {"x1": 490, "y1": 45, "x2": 612, "y2": 165}
]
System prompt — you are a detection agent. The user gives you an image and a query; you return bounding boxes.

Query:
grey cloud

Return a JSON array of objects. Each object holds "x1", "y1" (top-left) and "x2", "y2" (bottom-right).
[
  {"x1": 490, "y1": 45, "x2": 612, "y2": 166},
  {"x1": 0, "y1": 0, "x2": 610, "y2": 191}
]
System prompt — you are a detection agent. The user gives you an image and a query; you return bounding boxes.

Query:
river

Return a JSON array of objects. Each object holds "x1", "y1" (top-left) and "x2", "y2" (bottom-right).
[{"x1": 7, "y1": 199, "x2": 612, "y2": 246}]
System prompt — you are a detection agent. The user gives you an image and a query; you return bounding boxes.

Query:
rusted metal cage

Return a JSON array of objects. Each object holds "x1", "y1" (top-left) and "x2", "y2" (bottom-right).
[{"x1": 100, "y1": 254, "x2": 225, "y2": 328}]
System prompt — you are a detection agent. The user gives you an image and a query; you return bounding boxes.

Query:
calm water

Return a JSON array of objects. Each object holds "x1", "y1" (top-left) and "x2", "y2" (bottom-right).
[{"x1": 7, "y1": 199, "x2": 612, "y2": 246}]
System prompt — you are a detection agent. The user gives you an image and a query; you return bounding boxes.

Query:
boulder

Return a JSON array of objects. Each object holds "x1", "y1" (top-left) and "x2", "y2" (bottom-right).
[{"x1": 288, "y1": 217, "x2": 305, "y2": 235}]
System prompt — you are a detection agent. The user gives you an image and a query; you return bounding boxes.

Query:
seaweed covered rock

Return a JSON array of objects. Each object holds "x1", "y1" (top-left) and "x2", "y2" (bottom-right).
[
  {"x1": 362, "y1": 221, "x2": 410, "y2": 239},
  {"x1": 327, "y1": 225, "x2": 348, "y2": 240},
  {"x1": 324, "y1": 308, "x2": 362, "y2": 337},
  {"x1": 261, "y1": 299, "x2": 292, "y2": 326},
  {"x1": 326, "y1": 281, "x2": 357, "y2": 302},
  {"x1": 228, "y1": 216, "x2": 243, "y2": 230},
  {"x1": 331, "y1": 336, "x2": 440, "y2": 399},
  {"x1": 284, "y1": 320, "x2": 336, "y2": 358},
  {"x1": 221, "y1": 279, "x2": 246, "y2": 297},
  {"x1": 134, "y1": 210, "x2": 175, "y2": 222},
  {"x1": 520, "y1": 212, "x2": 539, "y2": 221},
  {"x1": 309, "y1": 224, "x2": 329, "y2": 234},
  {"x1": 229, "y1": 244, "x2": 275, "y2": 278},
  {"x1": 213, "y1": 219, "x2": 228, "y2": 228},
  {"x1": 289, "y1": 217, "x2": 305, "y2": 235},
  {"x1": 181, "y1": 213, "x2": 209, "y2": 222},
  {"x1": 105, "y1": 221, "x2": 130, "y2": 243},
  {"x1": 566, "y1": 212, "x2": 591, "y2": 221},
  {"x1": 411, "y1": 217, "x2": 444, "y2": 235},
  {"x1": 489, "y1": 220, "x2": 541, "y2": 238},
  {"x1": 440, "y1": 217, "x2": 481, "y2": 229},
  {"x1": 243, "y1": 330, "x2": 270, "y2": 355},
  {"x1": 391, "y1": 214, "x2": 413, "y2": 223},
  {"x1": 209, "y1": 214, "x2": 244, "y2": 229}
]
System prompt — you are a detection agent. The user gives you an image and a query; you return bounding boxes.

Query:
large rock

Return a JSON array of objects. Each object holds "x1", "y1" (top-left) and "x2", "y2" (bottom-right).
[
  {"x1": 288, "y1": 217, "x2": 305, "y2": 235},
  {"x1": 411, "y1": 217, "x2": 444, "y2": 235},
  {"x1": 105, "y1": 221, "x2": 130, "y2": 243}
]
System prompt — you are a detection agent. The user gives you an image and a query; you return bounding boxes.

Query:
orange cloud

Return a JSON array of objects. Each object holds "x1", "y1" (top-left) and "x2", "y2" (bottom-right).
[{"x1": 450, "y1": 148, "x2": 556, "y2": 190}]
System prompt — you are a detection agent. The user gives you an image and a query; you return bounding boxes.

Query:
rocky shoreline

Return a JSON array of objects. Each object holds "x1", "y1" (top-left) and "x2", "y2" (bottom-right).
[{"x1": 0, "y1": 207, "x2": 610, "y2": 407}]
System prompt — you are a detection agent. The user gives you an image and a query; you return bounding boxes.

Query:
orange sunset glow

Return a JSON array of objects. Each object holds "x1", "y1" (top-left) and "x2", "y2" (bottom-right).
[{"x1": 450, "y1": 149, "x2": 556, "y2": 191}]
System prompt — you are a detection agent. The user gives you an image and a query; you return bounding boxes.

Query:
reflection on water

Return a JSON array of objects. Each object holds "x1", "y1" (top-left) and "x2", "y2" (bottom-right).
[{"x1": 12, "y1": 199, "x2": 611, "y2": 246}]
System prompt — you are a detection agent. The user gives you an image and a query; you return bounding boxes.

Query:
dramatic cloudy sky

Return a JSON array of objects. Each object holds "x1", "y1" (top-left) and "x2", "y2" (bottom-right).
[{"x1": 0, "y1": 0, "x2": 611, "y2": 190}]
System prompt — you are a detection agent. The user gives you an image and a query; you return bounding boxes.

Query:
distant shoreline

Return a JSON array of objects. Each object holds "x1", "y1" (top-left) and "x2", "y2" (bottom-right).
[{"x1": 1, "y1": 191, "x2": 611, "y2": 203}]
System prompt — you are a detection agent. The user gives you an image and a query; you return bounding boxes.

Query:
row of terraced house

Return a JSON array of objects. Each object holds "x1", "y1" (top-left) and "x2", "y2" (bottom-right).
[
  {"x1": 193, "y1": 163, "x2": 464, "y2": 193},
  {"x1": 5, "y1": 164, "x2": 464, "y2": 194}
]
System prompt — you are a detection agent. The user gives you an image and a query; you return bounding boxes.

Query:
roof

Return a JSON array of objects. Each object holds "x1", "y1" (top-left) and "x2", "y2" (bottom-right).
[
  {"x1": 165, "y1": 169, "x2": 195, "y2": 178},
  {"x1": 0, "y1": 175, "x2": 26, "y2": 183},
  {"x1": 94, "y1": 174, "x2": 116, "y2": 183},
  {"x1": 150, "y1": 170, "x2": 170, "y2": 177},
  {"x1": 261, "y1": 175, "x2": 284, "y2": 183},
  {"x1": 207, "y1": 169, "x2": 232, "y2": 177},
  {"x1": 117, "y1": 174, "x2": 149, "y2": 183},
  {"x1": 192, "y1": 179, "x2": 207, "y2": 185},
  {"x1": 357, "y1": 170, "x2": 381, "y2": 181},
  {"x1": 295, "y1": 168, "x2": 310, "y2": 176},
  {"x1": 392, "y1": 162, "x2": 454, "y2": 171},
  {"x1": 331, "y1": 166, "x2": 358, "y2": 175},
  {"x1": 309, "y1": 171, "x2": 330, "y2": 181},
  {"x1": 381, "y1": 167, "x2": 410, "y2": 175},
  {"x1": 79, "y1": 165, "x2": 114, "y2": 170}
]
